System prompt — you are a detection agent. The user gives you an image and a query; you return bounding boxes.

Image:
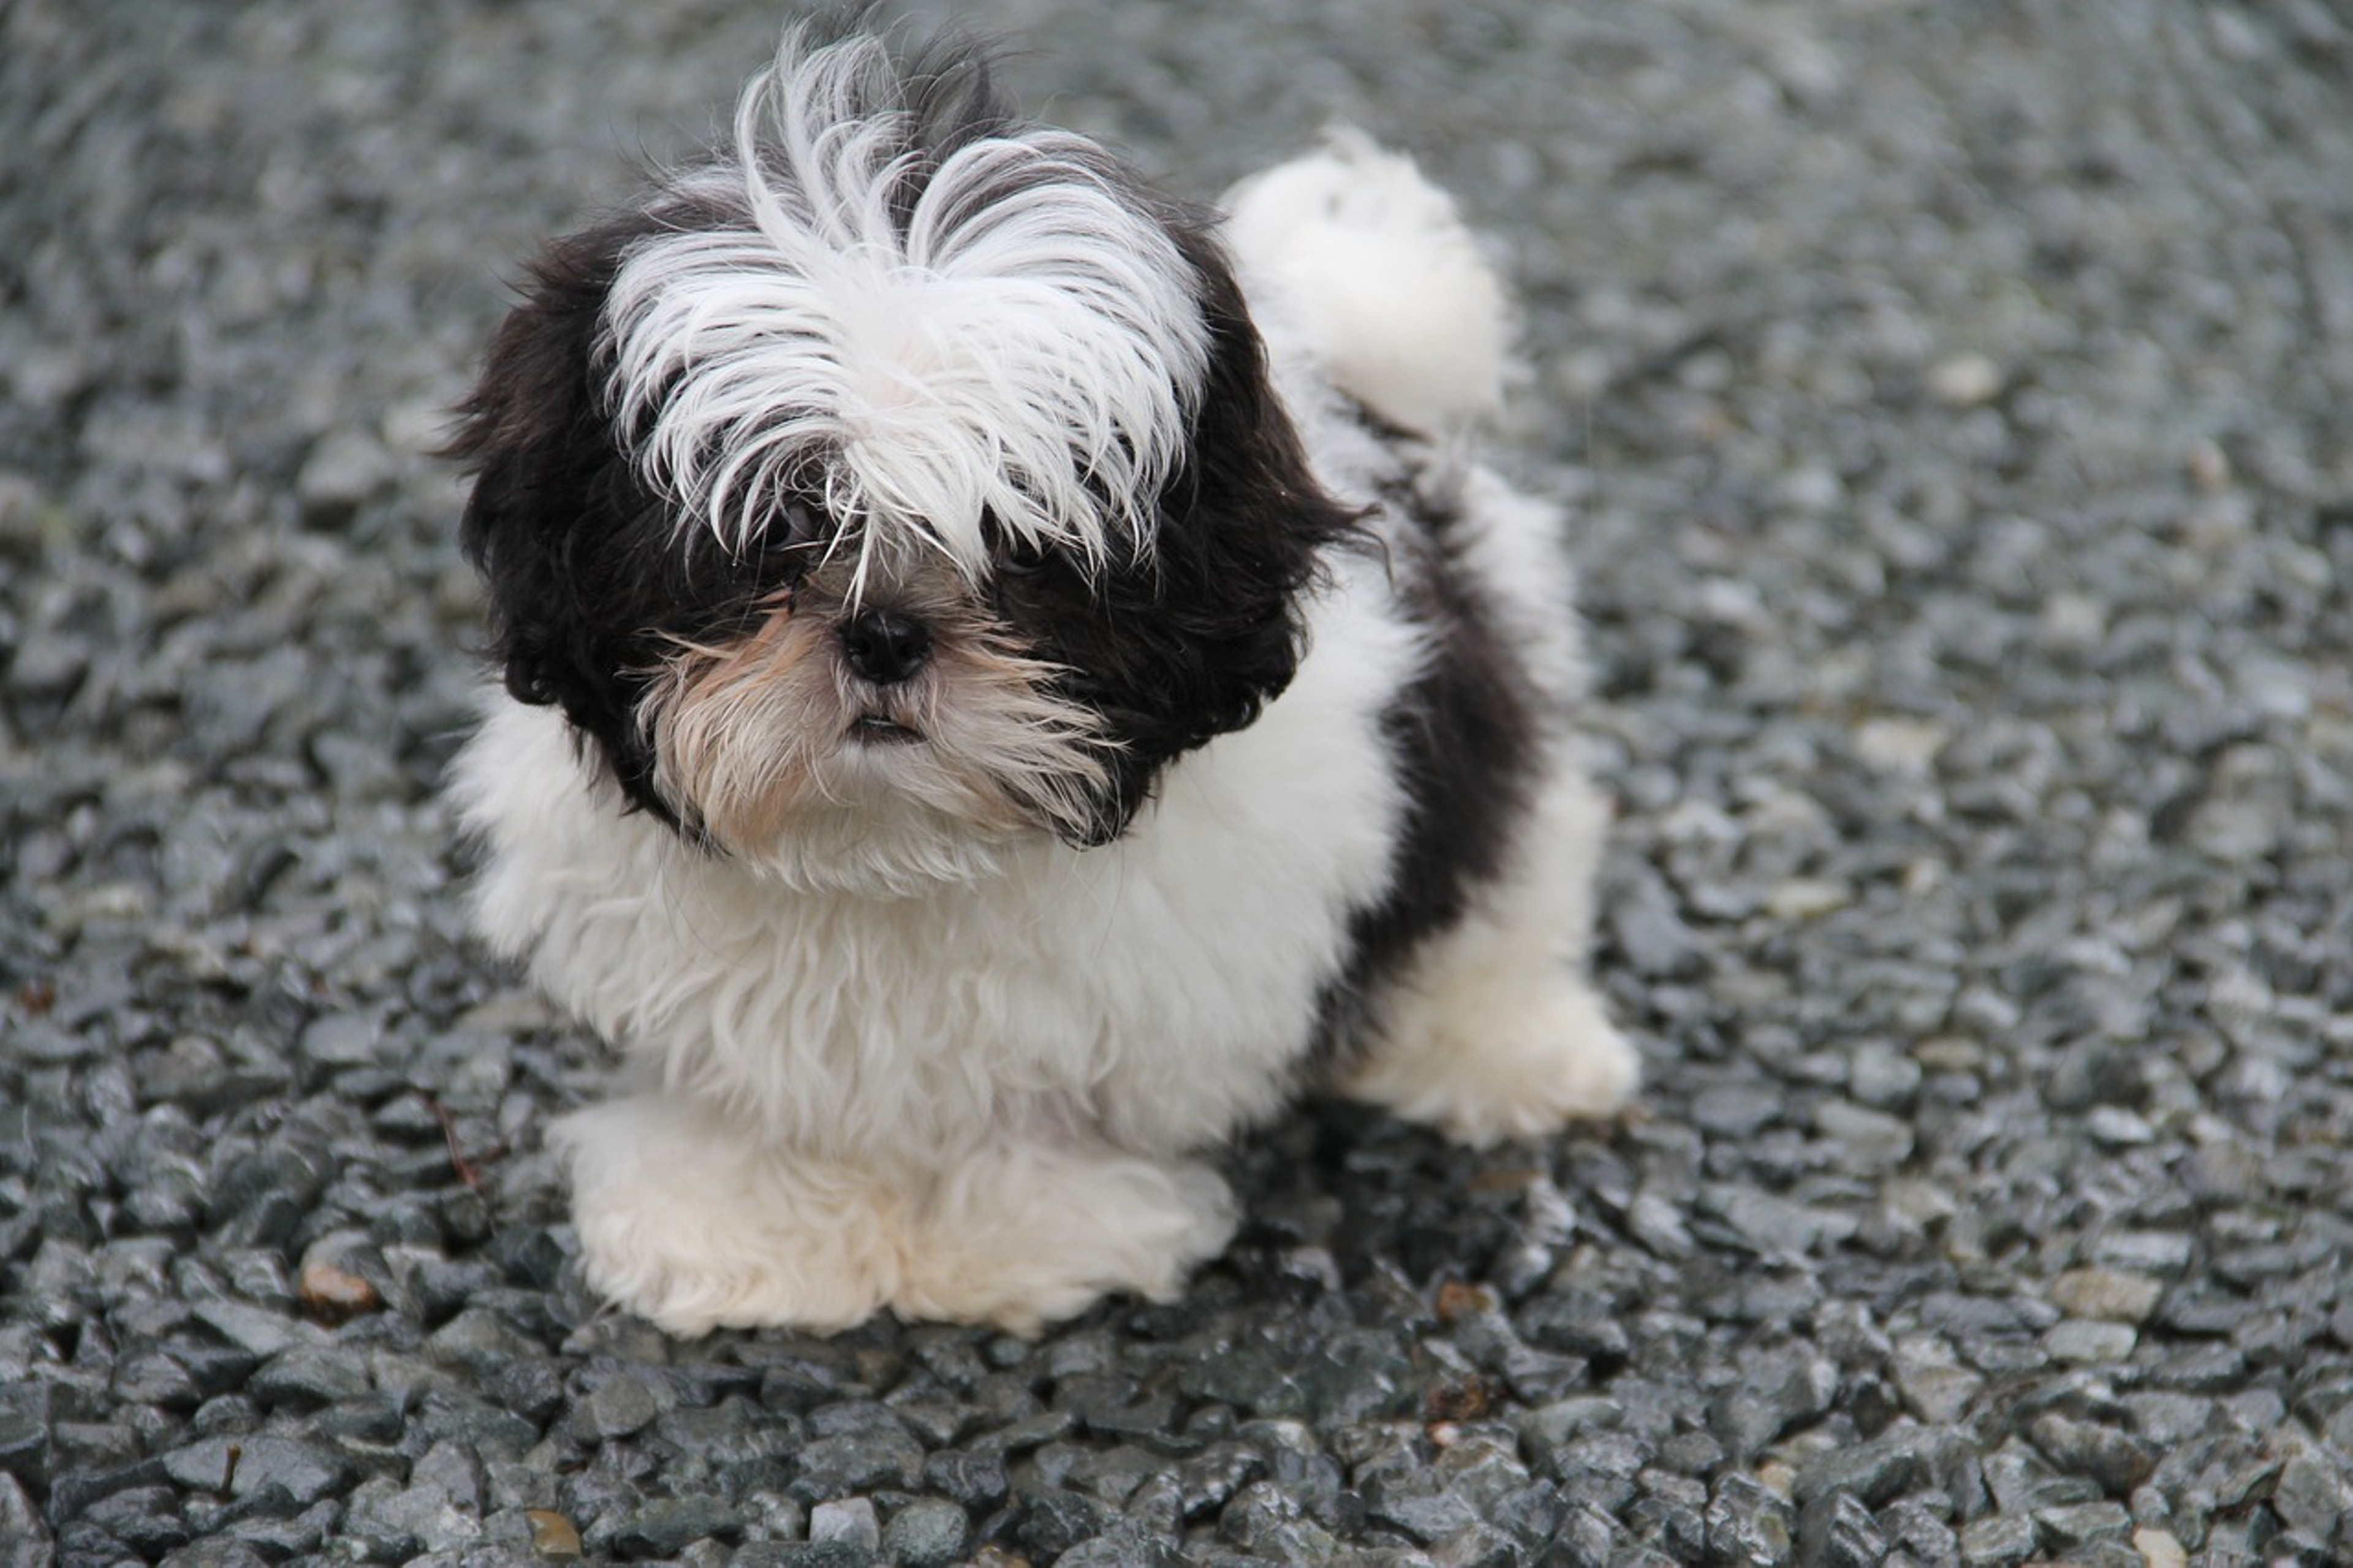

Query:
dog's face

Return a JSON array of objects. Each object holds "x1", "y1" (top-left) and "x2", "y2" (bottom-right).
[{"x1": 452, "y1": 31, "x2": 1358, "y2": 888}]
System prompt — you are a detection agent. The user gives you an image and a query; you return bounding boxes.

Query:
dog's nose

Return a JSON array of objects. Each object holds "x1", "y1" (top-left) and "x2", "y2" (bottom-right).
[{"x1": 841, "y1": 608, "x2": 932, "y2": 685}]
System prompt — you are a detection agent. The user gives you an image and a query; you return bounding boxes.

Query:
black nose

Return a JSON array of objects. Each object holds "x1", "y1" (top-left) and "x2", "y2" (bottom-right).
[{"x1": 841, "y1": 608, "x2": 932, "y2": 685}]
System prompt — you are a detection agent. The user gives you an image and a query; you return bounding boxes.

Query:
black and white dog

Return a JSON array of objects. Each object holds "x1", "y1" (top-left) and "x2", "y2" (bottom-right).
[{"x1": 449, "y1": 20, "x2": 1634, "y2": 1335}]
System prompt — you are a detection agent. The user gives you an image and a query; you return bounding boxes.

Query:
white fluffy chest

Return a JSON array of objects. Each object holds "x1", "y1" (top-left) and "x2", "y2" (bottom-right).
[{"x1": 452, "y1": 551, "x2": 1420, "y2": 1159}]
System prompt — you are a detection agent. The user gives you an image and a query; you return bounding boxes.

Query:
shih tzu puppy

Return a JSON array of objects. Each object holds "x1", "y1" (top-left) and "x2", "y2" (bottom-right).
[{"x1": 447, "y1": 18, "x2": 1635, "y2": 1336}]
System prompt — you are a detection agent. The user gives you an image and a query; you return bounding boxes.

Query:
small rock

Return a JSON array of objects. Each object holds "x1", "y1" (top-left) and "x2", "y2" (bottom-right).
[
  {"x1": 162, "y1": 1436, "x2": 352, "y2": 1509},
  {"x1": 1705, "y1": 1187, "x2": 1857, "y2": 1255},
  {"x1": 1691, "y1": 1083, "x2": 1783, "y2": 1139},
  {"x1": 569, "y1": 1377, "x2": 661, "y2": 1444},
  {"x1": 111, "y1": 1346, "x2": 202, "y2": 1410},
  {"x1": 1705, "y1": 1473, "x2": 1794, "y2": 1566},
  {"x1": 920, "y1": 1449, "x2": 1008, "y2": 1513},
  {"x1": 1767, "y1": 878, "x2": 1851, "y2": 920},
  {"x1": 0, "y1": 1474, "x2": 50, "y2": 1561},
  {"x1": 317, "y1": 1395, "x2": 406, "y2": 1446},
  {"x1": 1222, "y1": 1479, "x2": 1335, "y2": 1558},
  {"x1": 2085, "y1": 1107, "x2": 2156, "y2": 1146},
  {"x1": 1177, "y1": 1440, "x2": 1265, "y2": 1518},
  {"x1": 341, "y1": 1474, "x2": 484, "y2": 1555},
  {"x1": 1847, "y1": 1044, "x2": 1922, "y2": 1110},
  {"x1": 1928, "y1": 353, "x2": 2004, "y2": 407},
  {"x1": 1431, "y1": 1520, "x2": 1520, "y2": 1568},
  {"x1": 2272, "y1": 1445, "x2": 2353, "y2": 1540},
  {"x1": 1515, "y1": 1396, "x2": 1624, "y2": 1449},
  {"x1": 1716, "y1": 1344, "x2": 1836, "y2": 1458},
  {"x1": 1958, "y1": 1512, "x2": 2039, "y2": 1567},
  {"x1": 189, "y1": 1301, "x2": 305, "y2": 1360},
  {"x1": 248, "y1": 1346, "x2": 371, "y2": 1409},
  {"x1": 2091, "y1": 1232, "x2": 2195, "y2": 1276},
  {"x1": 1854, "y1": 718, "x2": 1949, "y2": 775},
  {"x1": 84, "y1": 1485, "x2": 192, "y2": 1555},
  {"x1": 297, "y1": 1260, "x2": 379, "y2": 1324},
  {"x1": 1797, "y1": 1490, "x2": 1887, "y2": 1568},
  {"x1": 2042, "y1": 1320, "x2": 2137, "y2": 1364},
  {"x1": 881, "y1": 1497, "x2": 968, "y2": 1566},
  {"x1": 1813, "y1": 1098, "x2": 1914, "y2": 1167},
  {"x1": 606, "y1": 1496, "x2": 745, "y2": 1557},
  {"x1": 297, "y1": 430, "x2": 396, "y2": 521},
  {"x1": 2026, "y1": 1414, "x2": 2154, "y2": 1494},
  {"x1": 0, "y1": 1384, "x2": 49, "y2": 1489},
  {"x1": 1793, "y1": 1429, "x2": 1949, "y2": 1510},
  {"x1": 1366, "y1": 1473, "x2": 1484, "y2": 1544},
  {"x1": 791, "y1": 1428, "x2": 925, "y2": 1502},
  {"x1": 298, "y1": 1014, "x2": 383, "y2": 1069},
  {"x1": 2046, "y1": 1267, "x2": 2162, "y2": 1324},
  {"x1": 1608, "y1": 864, "x2": 1705, "y2": 978},
  {"x1": 2036, "y1": 1499, "x2": 2132, "y2": 1549},
  {"x1": 526, "y1": 1509, "x2": 583, "y2": 1559},
  {"x1": 1014, "y1": 1489, "x2": 1125, "y2": 1559},
  {"x1": 809, "y1": 1497, "x2": 881, "y2": 1550},
  {"x1": 1890, "y1": 1338, "x2": 1982, "y2": 1425},
  {"x1": 1627, "y1": 1189, "x2": 1696, "y2": 1256}
]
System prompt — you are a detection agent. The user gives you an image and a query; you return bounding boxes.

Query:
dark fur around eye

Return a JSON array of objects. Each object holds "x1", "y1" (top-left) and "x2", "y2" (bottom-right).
[
  {"x1": 447, "y1": 208, "x2": 825, "y2": 828},
  {"x1": 1002, "y1": 220, "x2": 1368, "y2": 847}
]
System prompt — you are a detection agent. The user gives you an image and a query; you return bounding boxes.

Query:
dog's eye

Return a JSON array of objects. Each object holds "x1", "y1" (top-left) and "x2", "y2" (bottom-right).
[{"x1": 772, "y1": 500, "x2": 824, "y2": 551}]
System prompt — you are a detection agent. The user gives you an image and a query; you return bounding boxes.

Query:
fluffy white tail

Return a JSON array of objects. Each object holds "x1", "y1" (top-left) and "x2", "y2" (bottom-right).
[{"x1": 1221, "y1": 129, "x2": 1514, "y2": 436}]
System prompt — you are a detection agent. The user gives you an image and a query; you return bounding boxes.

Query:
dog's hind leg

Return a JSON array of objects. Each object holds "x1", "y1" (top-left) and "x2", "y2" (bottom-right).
[{"x1": 1339, "y1": 767, "x2": 1638, "y2": 1146}]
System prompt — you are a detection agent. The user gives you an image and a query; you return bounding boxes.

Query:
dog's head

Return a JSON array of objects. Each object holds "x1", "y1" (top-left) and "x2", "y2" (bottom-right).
[{"x1": 452, "y1": 24, "x2": 1358, "y2": 889}]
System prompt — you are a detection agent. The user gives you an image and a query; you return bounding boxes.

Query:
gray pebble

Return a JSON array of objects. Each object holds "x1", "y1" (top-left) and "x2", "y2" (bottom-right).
[
  {"x1": 569, "y1": 1376, "x2": 662, "y2": 1445},
  {"x1": 1715, "y1": 1344, "x2": 1836, "y2": 1458},
  {"x1": 879, "y1": 1496, "x2": 968, "y2": 1566},
  {"x1": 607, "y1": 1495, "x2": 746, "y2": 1556},
  {"x1": 161, "y1": 1436, "x2": 351, "y2": 1509},
  {"x1": 792, "y1": 1428, "x2": 926, "y2": 1503},
  {"x1": 248, "y1": 1346, "x2": 371, "y2": 1409},
  {"x1": 1797, "y1": 1488, "x2": 1887, "y2": 1568},
  {"x1": 808, "y1": 1496, "x2": 881, "y2": 1550},
  {"x1": 1959, "y1": 1512, "x2": 2041, "y2": 1568}
]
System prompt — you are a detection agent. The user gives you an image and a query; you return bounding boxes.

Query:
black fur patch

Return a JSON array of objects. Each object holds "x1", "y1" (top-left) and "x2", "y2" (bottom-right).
[
  {"x1": 993, "y1": 217, "x2": 1365, "y2": 844},
  {"x1": 449, "y1": 200, "x2": 802, "y2": 830},
  {"x1": 1311, "y1": 475, "x2": 1544, "y2": 1062}
]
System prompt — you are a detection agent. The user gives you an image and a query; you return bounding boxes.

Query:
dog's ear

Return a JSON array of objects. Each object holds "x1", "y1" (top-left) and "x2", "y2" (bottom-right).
[
  {"x1": 1159, "y1": 219, "x2": 1363, "y2": 720},
  {"x1": 447, "y1": 218, "x2": 685, "y2": 822},
  {"x1": 1032, "y1": 218, "x2": 1366, "y2": 846}
]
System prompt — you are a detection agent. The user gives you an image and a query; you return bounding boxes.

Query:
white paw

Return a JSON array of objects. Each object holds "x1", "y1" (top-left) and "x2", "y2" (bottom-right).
[
  {"x1": 1349, "y1": 975, "x2": 1638, "y2": 1148},
  {"x1": 553, "y1": 1099, "x2": 903, "y2": 1336},
  {"x1": 896, "y1": 1145, "x2": 1237, "y2": 1335}
]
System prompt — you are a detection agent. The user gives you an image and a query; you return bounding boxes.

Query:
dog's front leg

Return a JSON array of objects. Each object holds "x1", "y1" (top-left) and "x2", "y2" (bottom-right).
[{"x1": 552, "y1": 1094, "x2": 910, "y2": 1336}]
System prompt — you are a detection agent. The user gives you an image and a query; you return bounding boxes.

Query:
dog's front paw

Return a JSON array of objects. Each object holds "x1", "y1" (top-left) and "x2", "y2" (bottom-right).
[
  {"x1": 553, "y1": 1099, "x2": 904, "y2": 1336},
  {"x1": 895, "y1": 1143, "x2": 1236, "y2": 1335}
]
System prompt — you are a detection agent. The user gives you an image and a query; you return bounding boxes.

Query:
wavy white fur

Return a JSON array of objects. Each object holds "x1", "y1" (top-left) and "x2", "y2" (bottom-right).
[
  {"x1": 453, "y1": 121, "x2": 1634, "y2": 1336},
  {"x1": 604, "y1": 31, "x2": 1207, "y2": 575}
]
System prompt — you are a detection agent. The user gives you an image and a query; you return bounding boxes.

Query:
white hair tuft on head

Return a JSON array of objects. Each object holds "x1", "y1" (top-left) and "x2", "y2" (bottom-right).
[{"x1": 602, "y1": 28, "x2": 1211, "y2": 579}]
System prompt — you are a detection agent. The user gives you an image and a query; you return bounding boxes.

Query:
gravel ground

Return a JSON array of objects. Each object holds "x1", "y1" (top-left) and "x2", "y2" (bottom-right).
[{"x1": 7, "y1": 1, "x2": 2353, "y2": 1564}]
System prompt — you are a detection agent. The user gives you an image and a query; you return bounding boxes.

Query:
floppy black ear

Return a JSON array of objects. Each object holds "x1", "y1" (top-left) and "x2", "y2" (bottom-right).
[
  {"x1": 1158, "y1": 219, "x2": 1367, "y2": 718},
  {"x1": 447, "y1": 216, "x2": 689, "y2": 824},
  {"x1": 1028, "y1": 217, "x2": 1366, "y2": 845}
]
